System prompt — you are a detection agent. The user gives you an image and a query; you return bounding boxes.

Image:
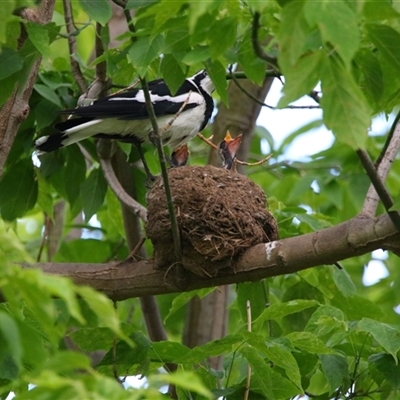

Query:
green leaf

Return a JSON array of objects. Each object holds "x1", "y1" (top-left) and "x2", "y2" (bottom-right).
[
  {"x1": 25, "y1": 22, "x2": 50, "y2": 57},
  {"x1": 128, "y1": 35, "x2": 164, "y2": 76},
  {"x1": 0, "y1": 47, "x2": 24, "y2": 80},
  {"x1": 319, "y1": 354, "x2": 348, "y2": 394},
  {"x1": 65, "y1": 145, "x2": 86, "y2": 207},
  {"x1": 150, "y1": 341, "x2": 190, "y2": 364},
  {"x1": 239, "y1": 346, "x2": 274, "y2": 399},
  {"x1": 304, "y1": 0, "x2": 359, "y2": 66},
  {"x1": 286, "y1": 331, "x2": 336, "y2": 354},
  {"x1": 236, "y1": 282, "x2": 268, "y2": 323},
  {"x1": 76, "y1": 286, "x2": 129, "y2": 342},
  {"x1": 237, "y1": 30, "x2": 266, "y2": 85},
  {"x1": 305, "y1": 305, "x2": 346, "y2": 337},
  {"x1": 332, "y1": 267, "x2": 356, "y2": 297},
  {"x1": 247, "y1": 334, "x2": 302, "y2": 390},
  {"x1": 207, "y1": 59, "x2": 228, "y2": 105},
  {"x1": 370, "y1": 352, "x2": 400, "y2": 389},
  {"x1": 354, "y1": 49, "x2": 383, "y2": 108},
  {"x1": 390, "y1": 195, "x2": 400, "y2": 211},
  {"x1": 208, "y1": 17, "x2": 237, "y2": 59},
  {"x1": 278, "y1": 0, "x2": 310, "y2": 66},
  {"x1": 0, "y1": 312, "x2": 22, "y2": 368},
  {"x1": 160, "y1": 54, "x2": 186, "y2": 95},
  {"x1": 279, "y1": 50, "x2": 323, "y2": 107},
  {"x1": 363, "y1": 0, "x2": 400, "y2": 20},
  {"x1": 34, "y1": 83, "x2": 62, "y2": 108},
  {"x1": 254, "y1": 299, "x2": 319, "y2": 331},
  {"x1": 79, "y1": 0, "x2": 112, "y2": 26},
  {"x1": 182, "y1": 46, "x2": 211, "y2": 66},
  {"x1": 149, "y1": 371, "x2": 213, "y2": 399},
  {"x1": 367, "y1": 24, "x2": 400, "y2": 71},
  {"x1": 180, "y1": 334, "x2": 244, "y2": 363},
  {"x1": 164, "y1": 287, "x2": 215, "y2": 323},
  {"x1": 126, "y1": 0, "x2": 158, "y2": 9},
  {"x1": 320, "y1": 54, "x2": 371, "y2": 149},
  {"x1": 0, "y1": 159, "x2": 38, "y2": 221},
  {"x1": 41, "y1": 351, "x2": 91, "y2": 373},
  {"x1": 80, "y1": 168, "x2": 108, "y2": 222},
  {"x1": 358, "y1": 318, "x2": 400, "y2": 362}
]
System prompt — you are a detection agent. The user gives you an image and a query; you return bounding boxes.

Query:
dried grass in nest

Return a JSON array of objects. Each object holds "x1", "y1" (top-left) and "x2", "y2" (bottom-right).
[{"x1": 146, "y1": 165, "x2": 278, "y2": 277}]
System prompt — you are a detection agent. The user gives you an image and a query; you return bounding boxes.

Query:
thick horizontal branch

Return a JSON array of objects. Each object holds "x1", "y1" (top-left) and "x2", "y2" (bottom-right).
[{"x1": 25, "y1": 213, "x2": 399, "y2": 301}]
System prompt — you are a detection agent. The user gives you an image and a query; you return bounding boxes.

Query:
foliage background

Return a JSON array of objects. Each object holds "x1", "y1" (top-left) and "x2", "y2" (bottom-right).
[{"x1": 1, "y1": 0, "x2": 400, "y2": 399}]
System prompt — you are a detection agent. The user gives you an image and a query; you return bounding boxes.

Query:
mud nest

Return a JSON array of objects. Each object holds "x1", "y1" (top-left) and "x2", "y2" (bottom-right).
[{"x1": 146, "y1": 165, "x2": 278, "y2": 277}]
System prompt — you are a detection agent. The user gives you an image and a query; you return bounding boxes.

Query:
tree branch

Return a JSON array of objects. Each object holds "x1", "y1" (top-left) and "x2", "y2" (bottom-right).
[
  {"x1": 26, "y1": 213, "x2": 398, "y2": 301},
  {"x1": 62, "y1": 0, "x2": 86, "y2": 93},
  {"x1": 98, "y1": 150, "x2": 148, "y2": 222},
  {"x1": 251, "y1": 12, "x2": 278, "y2": 68},
  {"x1": 0, "y1": 0, "x2": 56, "y2": 176},
  {"x1": 362, "y1": 118, "x2": 400, "y2": 217},
  {"x1": 357, "y1": 149, "x2": 400, "y2": 231}
]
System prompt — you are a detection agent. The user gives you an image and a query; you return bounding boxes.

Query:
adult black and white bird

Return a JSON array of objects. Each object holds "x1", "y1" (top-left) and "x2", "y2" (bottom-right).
[
  {"x1": 219, "y1": 131, "x2": 242, "y2": 170},
  {"x1": 34, "y1": 70, "x2": 214, "y2": 176}
]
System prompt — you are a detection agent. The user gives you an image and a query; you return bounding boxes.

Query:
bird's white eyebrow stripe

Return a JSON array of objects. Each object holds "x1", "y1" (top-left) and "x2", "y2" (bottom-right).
[{"x1": 107, "y1": 92, "x2": 203, "y2": 104}]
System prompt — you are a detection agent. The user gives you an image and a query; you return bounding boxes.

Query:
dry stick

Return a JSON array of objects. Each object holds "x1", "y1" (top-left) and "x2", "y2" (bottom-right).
[
  {"x1": 244, "y1": 300, "x2": 252, "y2": 400},
  {"x1": 197, "y1": 133, "x2": 218, "y2": 149},
  {"x1": 62, "y1": 0, "x2": 86, "y2": 93},
  {"x1": 356, "y1": 149, "x2": 400, "y2": 232},
  {"x1": 99, "y1": 156, "x2": 148, "y2": 222},
  {"x1": 362, "y1": 115, "x2": 400, "y2": 217}
]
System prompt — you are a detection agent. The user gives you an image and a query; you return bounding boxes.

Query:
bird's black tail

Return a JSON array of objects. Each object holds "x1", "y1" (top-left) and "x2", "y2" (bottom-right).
[{"x1": 34, "y1": 133, "x2": 67, "y2": 154}]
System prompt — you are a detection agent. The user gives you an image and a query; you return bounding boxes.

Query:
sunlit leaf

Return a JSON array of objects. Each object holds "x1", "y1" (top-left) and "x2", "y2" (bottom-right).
[{"x1": 320, "y1": 54, "x2": 371, "y2": 149}]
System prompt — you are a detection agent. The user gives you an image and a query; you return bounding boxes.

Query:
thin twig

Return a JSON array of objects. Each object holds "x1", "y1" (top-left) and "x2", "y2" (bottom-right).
[
  {"x1": 227, "y1": 66, "x2": 319, "y2": 110},
  {"x1": 197, "y1": 133, "x2": 218, "y2": 149},
  {"x1": 251, "y1": 12, "x2": 278, "y2": 67},
  {"x1": 244, "y1": 300, "x2": 252, "y2": 400},
  {"x1": 234, "y1": 154, "x2": 272, "y2": 167},
  {"x1": 362, "y1": 115, "x2": 400, "y2": 216},
  {"x1": 128, "y1": 236, "x2": 146, "y2": 260},
  {"x1": 62, "y1": 0, "x2": 86, "y2": 93},
  {"x1": 121, "y1": 7, "x2": 181, "y2": 263},
  {"x1": 99, "y1": 155, "x2": 148, "y2": 222},
  {"x1": 356, "y1": 149, "x2": 400, "y2": 231}
]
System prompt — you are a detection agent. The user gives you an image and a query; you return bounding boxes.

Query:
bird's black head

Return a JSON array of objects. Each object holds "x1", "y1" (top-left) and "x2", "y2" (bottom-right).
[{"x1": 189, "y1": 70, "x2": 214, "y2": 95}]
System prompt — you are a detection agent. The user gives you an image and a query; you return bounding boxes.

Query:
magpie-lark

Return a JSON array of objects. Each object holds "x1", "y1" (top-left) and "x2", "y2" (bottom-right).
[{"x1": 34, "y1": 70, "x2": 214, "y2": 176}]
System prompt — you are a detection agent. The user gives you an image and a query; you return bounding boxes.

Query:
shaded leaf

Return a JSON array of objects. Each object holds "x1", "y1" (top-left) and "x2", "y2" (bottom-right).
[
  {"x1": 358, "y1": 318, "x2": 400, "y2": 362},
  {"x1": 79, "y1": 0, "x2": 112, "y2": 26},
  {"x1": 286, "y1": 331, "x2": 336, "y2": 354},
  {"x1": 0, "y1": 159, "x2": 38, "y2": 221},
  {"x1": 0, "y1": 47, "x2": 24, "y2": 80},
  {"x1": 239, "y1": 346, "x2": 274, "y2": 399},
  {"x1": 370, "y1": 352, "x2": 400, "y2": 389},
  {"x1": 80, "y1": 168, "x2": 108, "y2": 222},
  {"x1": 319, "y1": 354, "x2": 348, "y2": 394}
]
